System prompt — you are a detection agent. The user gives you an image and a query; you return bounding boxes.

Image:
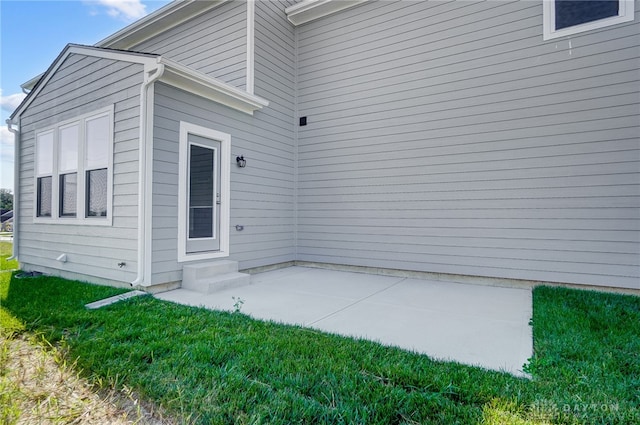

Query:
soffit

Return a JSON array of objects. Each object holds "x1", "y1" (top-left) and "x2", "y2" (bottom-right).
[{"x1": 285, "y1": 0, "x2": 367, "y2": 25}]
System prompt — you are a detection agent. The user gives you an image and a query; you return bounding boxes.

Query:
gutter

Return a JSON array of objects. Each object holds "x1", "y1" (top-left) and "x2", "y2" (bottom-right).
[
  {"x1": 130, "y1": 61, "x2": 165, "y2": 288},
  {"x1": 5, "y1": 118, "x2": 19, "y2": 261}
]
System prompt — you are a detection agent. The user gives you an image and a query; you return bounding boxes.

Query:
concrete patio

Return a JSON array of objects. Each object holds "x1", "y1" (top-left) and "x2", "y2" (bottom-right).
[{"x1": 155, "y1": 266, "x2": 533, "y2": 377}]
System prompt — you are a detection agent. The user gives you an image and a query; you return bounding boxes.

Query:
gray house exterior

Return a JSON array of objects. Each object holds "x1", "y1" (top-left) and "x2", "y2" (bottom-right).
[{"x1": 8, "y1": 0, "x2": 639, "y2": 292}]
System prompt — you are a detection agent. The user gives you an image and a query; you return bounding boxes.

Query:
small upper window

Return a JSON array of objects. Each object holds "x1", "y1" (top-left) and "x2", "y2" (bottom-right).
[{"x1": 543, "y1": 0, "x2": 634, "y2": 40}]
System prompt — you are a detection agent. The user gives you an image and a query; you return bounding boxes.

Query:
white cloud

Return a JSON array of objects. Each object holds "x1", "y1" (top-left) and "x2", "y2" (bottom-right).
[
  {"x1": 91, "y1": 0, "x2": 147, "y2": 21},
  {"x1": 0, "y1": 90, "x2": 26, "y2": 114}
]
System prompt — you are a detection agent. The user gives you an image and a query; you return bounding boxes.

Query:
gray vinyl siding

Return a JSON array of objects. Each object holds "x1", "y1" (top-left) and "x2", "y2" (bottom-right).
[
  {"x1": 131, "y1": 0, "x2": 247, "y2": 90},
  {"x1": 295, "y1": 0, "x2": 640, "y2": 289},
  {"x1": 150, "y1": 79, "x2": 295, "y2": 284},
  {"x1": 17, "y1": 54, "x2": 143, "y2": 285}
]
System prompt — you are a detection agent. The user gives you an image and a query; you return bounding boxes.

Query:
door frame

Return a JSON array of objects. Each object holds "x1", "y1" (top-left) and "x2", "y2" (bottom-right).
[{"x1": 177, "y1": 122, "x2": 230, "y2": 262}]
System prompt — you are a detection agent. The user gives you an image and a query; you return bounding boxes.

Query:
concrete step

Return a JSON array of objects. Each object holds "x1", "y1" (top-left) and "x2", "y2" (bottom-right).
[
  {"x1": 182, "y1": 272, "x2": 251, "y2": 294},
  {"x1": 183, "y1": 260, "x2": 239, "y2": 283},
  {"x1": 182, "y1": 260, "x2": 251, "y2": 294}
]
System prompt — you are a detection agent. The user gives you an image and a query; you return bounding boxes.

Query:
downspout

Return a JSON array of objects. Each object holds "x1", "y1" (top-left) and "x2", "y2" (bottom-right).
[
  {"x1": 5, "y1": 119, "x2": 19, "y2": 261},
  {"x1": 130, "y1": 61, "x2": 165, "y2": 287}
]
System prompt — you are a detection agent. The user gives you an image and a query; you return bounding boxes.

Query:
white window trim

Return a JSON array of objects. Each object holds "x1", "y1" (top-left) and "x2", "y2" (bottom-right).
[
  {"x1": 543, "y1": 0, "x2": 635, "y2": 40},
  {"x1": 177, "y1": 122, "x2": 231, "y2": 263},
  {"x1": 33, "y1": 105, "x2": 114, "y2": 226}
]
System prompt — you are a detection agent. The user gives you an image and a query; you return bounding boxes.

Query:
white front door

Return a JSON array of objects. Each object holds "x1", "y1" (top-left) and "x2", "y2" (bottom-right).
[
  {"x1": 186, "y1": 134, "x2": 221, "y2": 254},
  {"x1": 178, "y1": 122, "x2": 231, "y2": 262}
]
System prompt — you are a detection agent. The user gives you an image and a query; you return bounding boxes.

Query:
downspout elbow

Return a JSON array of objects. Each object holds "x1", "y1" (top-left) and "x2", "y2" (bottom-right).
[
  {"x1": 6, "y1": 119, "x2": 19, "y2": 261},
  {"x1": 130, "y1": 63, "x2": 165, "y2": 288}
]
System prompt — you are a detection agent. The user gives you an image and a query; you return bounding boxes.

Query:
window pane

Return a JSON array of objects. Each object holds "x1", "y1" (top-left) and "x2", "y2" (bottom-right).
[
  {"x1": 86, "y1": 168, "x2": 108, "y2": 217},
  {"x1": 59, "y1": 173, "x2": 77, "y2": 217},
  {"x1": 59, "y1": 125, "x2": 79, "y2": 172},
  {"x1": 188, "y1": 145, "x2": 214, "y2": 239},
  {"x1": 36, "y1": 132, "x2": 53, "y2": 175},
  {"x1": 189, "y1": 207, "x2": 213, "y2": 238},
  {"x1": 189, "y1": 145, "x2": 214, "y2": 207},
  {"x1": 86, "y1": 115, "x2": 109, "y2": 169},
  {"x1": 37, "y1": 176, "x2": 52, "y2": 217},
  {"x1": 555, "y1": 0, "x2": 619, "y2": 30}
]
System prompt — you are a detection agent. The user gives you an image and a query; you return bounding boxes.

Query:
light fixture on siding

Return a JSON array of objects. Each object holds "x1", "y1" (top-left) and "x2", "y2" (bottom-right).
[{"x1": 236, "y1": 155, "x2": 247, "y2": 168}]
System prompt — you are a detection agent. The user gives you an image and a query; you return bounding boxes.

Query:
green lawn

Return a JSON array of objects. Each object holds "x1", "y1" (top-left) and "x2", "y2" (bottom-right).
[
  {"x1": 0, "y1": 241, "x2": 18, "y2": 271},
  {"x1": 1, "y1": 269, "x2": 638, "y2": 424}
]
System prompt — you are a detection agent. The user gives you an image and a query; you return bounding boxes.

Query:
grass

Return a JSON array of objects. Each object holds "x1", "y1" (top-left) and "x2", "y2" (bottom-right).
[
  {"x1": 0, "y1": 241, "x2": 18, "y2": 271},
  {"x1": 1, "y1": 332, "x2": 167, "y2": 424},
  {"x1": 0, "y1": 262, "x2": 638, "y2": 423}
]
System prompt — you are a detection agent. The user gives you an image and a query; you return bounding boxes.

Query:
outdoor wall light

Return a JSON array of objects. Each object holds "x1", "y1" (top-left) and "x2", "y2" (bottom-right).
[{"x1": 236, "y1": 155, "x2": 247, "y2": 168}]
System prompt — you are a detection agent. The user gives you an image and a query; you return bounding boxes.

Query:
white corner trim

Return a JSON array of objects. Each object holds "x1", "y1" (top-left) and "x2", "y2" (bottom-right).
[
  {"x1": 543, "y1": 0, "x2": 635, "y2": 40},
  {"x1": 177, "y1": 122, "x2": 231, "y2": 263},
  {"x1": 285, "y1": 0, "x2": 367, "y2": 25},
  {"x1": 246, "y1": 0, "x2": 255, "y2": 95},
  {"x1": 159, "y1": 57, "x2": 268, "y2": 115}
]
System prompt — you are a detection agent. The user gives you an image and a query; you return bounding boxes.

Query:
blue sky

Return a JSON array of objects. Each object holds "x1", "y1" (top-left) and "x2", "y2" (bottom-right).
[{"x1": 0, "y1": 0, "x2": 172, "y2": 190}]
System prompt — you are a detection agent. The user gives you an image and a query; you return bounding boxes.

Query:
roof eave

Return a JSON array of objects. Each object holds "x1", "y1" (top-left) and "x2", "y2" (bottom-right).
[
  {"x1": 159, "y1": 58, "x2": 269, "y2": 115},
  {"x1": 97, "y1": 0, "x2": 227, "y2": 50},
  {"x1": 20, "y1": 0, "x2": 227, "y2": 91},
  {"x1": 11, "y1": 44, "x2": 160, "y2": 120},
  {"x1": 285, "y1": 0, "x2": 367, "y2": 25}
]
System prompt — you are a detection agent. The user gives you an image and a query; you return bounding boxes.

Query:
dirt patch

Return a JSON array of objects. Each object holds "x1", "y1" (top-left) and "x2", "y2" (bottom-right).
[{"x1": 0, "y1": 334, "x2": 177, "y2": 424}]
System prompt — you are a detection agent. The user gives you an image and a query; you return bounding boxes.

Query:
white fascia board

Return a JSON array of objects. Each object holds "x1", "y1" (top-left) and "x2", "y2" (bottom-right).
[
  {"x1": 286, "y1": 0, "x2": 367, "y2": 25},
  {"x1": 21, "y1": 74, "x2": 42, "y2": 91},
  {"x1": 159, "y1": 57, "x2": 269, "y2": 115},
  {"x1": 11, "y1": 45, "x2": 158, "y2": 120},
  {"x1": 20, "y1": 1, "x2": 226, "y2": 91},
  {"x1": 97, "y1": 0, "x2": 227, "y2": 50}
]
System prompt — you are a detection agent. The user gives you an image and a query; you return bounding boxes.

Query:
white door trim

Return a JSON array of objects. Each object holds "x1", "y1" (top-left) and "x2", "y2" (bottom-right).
[{"x1": 178, "y1": 122, "x2": 230, "y2": 262}]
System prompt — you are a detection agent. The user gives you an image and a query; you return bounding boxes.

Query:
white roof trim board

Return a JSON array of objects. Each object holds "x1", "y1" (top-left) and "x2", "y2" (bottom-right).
[
  {"x1": 97, "y1": 0, "x2": 227, "y2": 50},
  {"x1": 159, "y1": 57, "x2": 269, "y2": 115},
  {"x1": 21, "y1": 0, "x2": 227, "y2": 91},
  {"x1": 11, "y1": 44, "x2": 268, "y2": 118},
  {"x1": 285, "y1": 0, "x2": 367, "y2": 25},
  {"x1": 20, "y1": 0, "x2": 368, "y2": 90}
]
